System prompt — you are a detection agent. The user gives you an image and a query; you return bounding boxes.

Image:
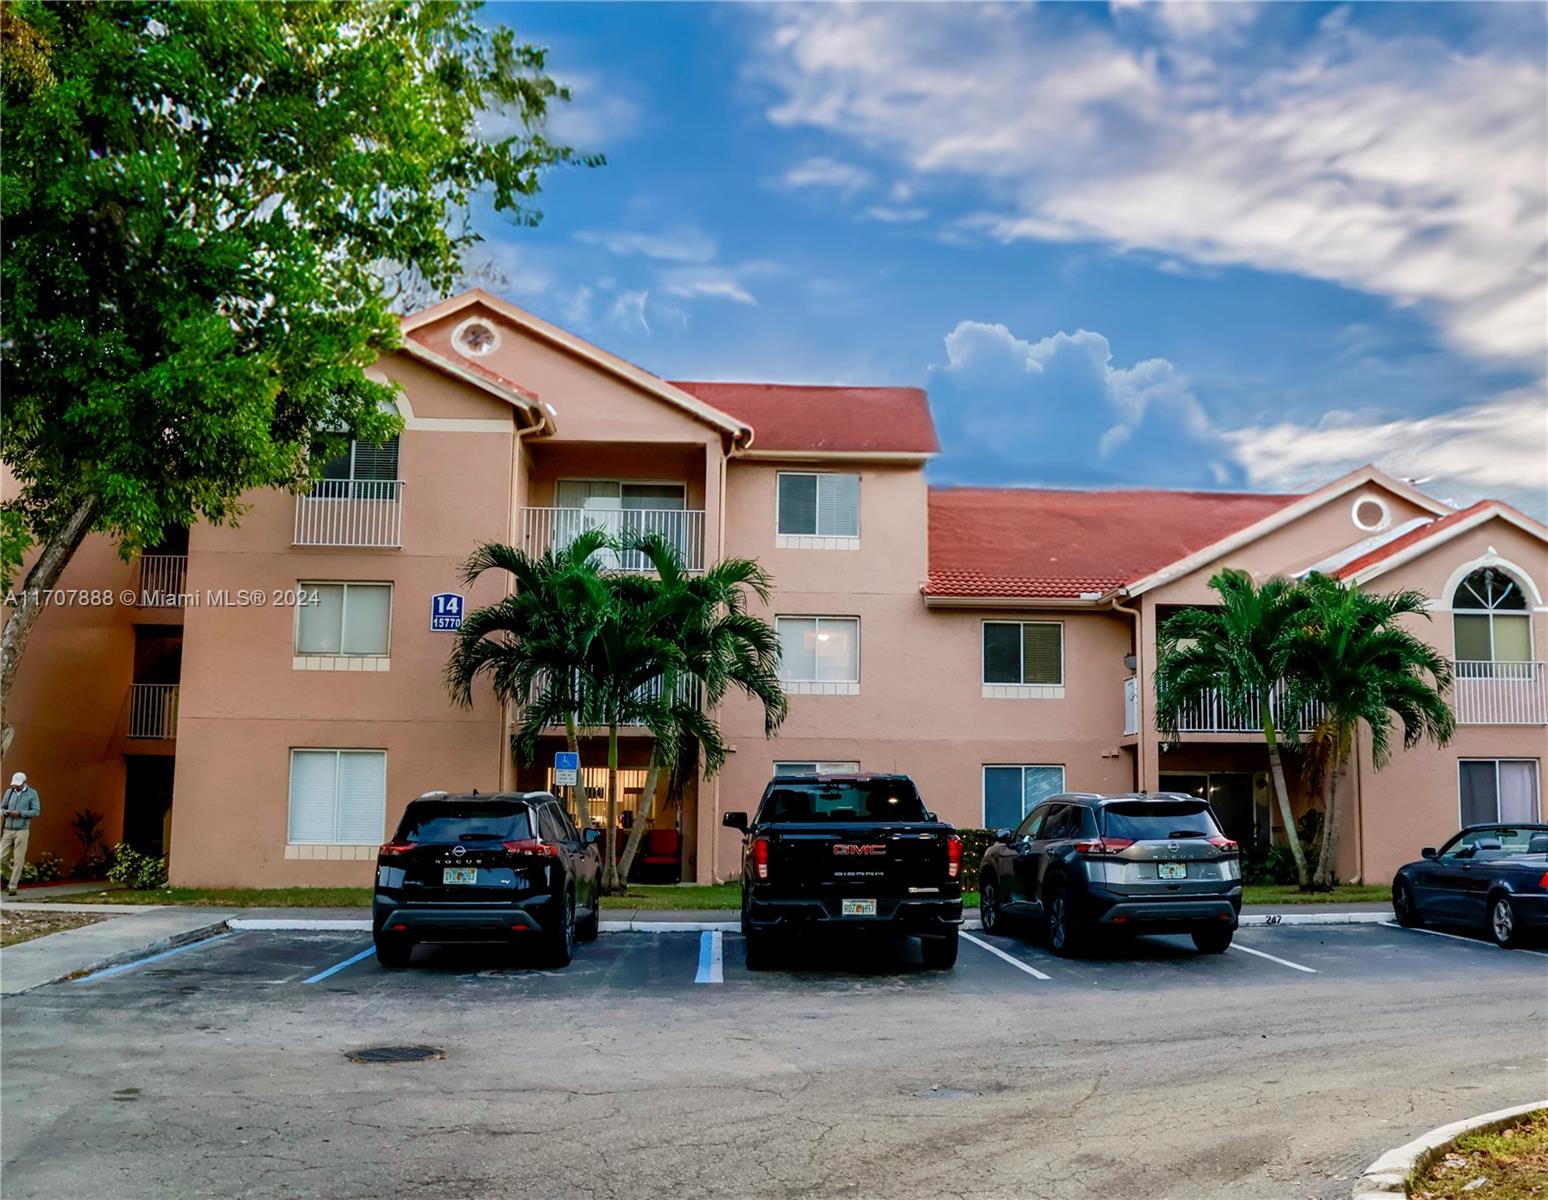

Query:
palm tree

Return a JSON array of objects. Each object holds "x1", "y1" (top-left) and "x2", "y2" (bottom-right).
[
  {"x1": 443, "y1": 529, "x2": 613, "y2": 827},
  {"x1": 1291, "y1": 575, "x2": 1455, "y2": 889},
  {"x1": 611, "y1": 532, "x2": 788, "y2": 883},
  {"x1": 1154, "y1": 569, "x2": 1314, "y2": 887}
]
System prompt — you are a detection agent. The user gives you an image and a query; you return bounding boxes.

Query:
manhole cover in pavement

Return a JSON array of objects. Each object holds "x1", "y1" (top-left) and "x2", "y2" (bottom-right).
[
  {"x1": 345, "y1": 1045, "x2": 445, "y2": 1065},
  {"x1": 914, "y1": 1086, "x2": 977, "y2": 1101}
]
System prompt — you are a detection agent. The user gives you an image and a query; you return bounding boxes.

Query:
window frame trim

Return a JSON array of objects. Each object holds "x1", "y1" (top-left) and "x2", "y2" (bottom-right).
[
  {"x1": 982, "y1": 763, "x2": 1067, "y2": 827},
  {"x1": 980, "y1": 619, "x2": 1065, "y2": 688},
  {"x1": 774, "y1": 614, "x2": 862, "y2": 689},
  {"x1": 293, "y1": 580, "x2": 395, "y2": 659},
  {"x1": 774, "y1": 470, "x2": 862, "y2": 542},
  {"x1": 1457, "y1": 757, "x2": 1543, "y2": 827},
  {"x1": 287, "y1": 747, "x2": 388, "y2": 845}
]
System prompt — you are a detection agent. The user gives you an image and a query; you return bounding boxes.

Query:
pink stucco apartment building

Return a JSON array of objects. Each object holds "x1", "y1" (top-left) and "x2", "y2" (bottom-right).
[{"x1": 4, "y1": 289, "x2": 1545, "y2": 888}]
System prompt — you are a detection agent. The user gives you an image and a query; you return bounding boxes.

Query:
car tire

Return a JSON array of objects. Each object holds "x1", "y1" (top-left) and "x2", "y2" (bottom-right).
[
  {"x1": 576, "y1": 898, "x2": 599, "y2": 943},
  {"x1": 743, "y1": 929, "x2": 777, "y2": 971},
  {"x1": 1191, "y1": 925, "x2": 1234, "y2": 954},
  {"x1": 374, "y1": 935, "x2": 412, "y2": 968},
  {"x1": 1045, "y1": 881, "x2": 1084, "y2": 958},
  {"x1": 921, "y1": 929, "x2": 959, "y2": 969},
  {"x1": 1392, "y1": 878, "x2": 1423, "y2": 928},
  {"x1": 542, "y1": 889, "x2": 575, "y2": 967},
  {"x1": 978, "y1": 876, "x2": 1002, "y2": 935},
  {"x1": 1488, "y1": 892, "x2": 1523, "y2": 949}
]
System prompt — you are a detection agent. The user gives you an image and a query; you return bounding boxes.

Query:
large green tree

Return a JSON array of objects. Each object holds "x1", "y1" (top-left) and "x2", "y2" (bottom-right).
[
  {"x1": 1291, "y1": 575, "x2": 1455, "y2": 889},
  {"x1": 1154, "y1": 569, "x2": 1314, "y2": 887},
  {"x1": 0, "y1": 0, "x2": 596, "y2": 752}
]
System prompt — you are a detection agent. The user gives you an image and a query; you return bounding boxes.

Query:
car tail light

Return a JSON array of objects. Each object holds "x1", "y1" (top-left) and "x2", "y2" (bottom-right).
[
  {"x1": 1207, "y1": 836, "x2": 1238, "y2": 852},
  {"x1": 378, "y1": 841, "x2": 415, "y2": 857},
  {"x1": 1540, "y1": 871, "x2": 1548, "y2": 888},
  {"x1": 946, "y1": 834, "x2": 962, "y2": 880},
  {"x1": 504, "y1": 839, "x2": 562, "y2": 859},
  {"x1": 1074, "y1": 838, "x2": 1134, "y2": 856},
  {"x1": 752, "y1": 836, "x2": 770, "y2": 881}
]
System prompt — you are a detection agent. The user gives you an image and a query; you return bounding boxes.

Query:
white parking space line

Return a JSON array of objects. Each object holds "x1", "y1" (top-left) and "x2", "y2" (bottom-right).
[
  {"x1": 1229, "y1": 943, "x2": 1318, "y2": 974},
  {"x1": 693, "y1": 930, "x2": 723, "y2": 983},
  {"x1": 1381, "y1": 921, "x2": 1548, "y2": 959},
  {"x1": 303, "y1": 946, "x2": 375, "y2": 985},
  {"x1": 962, "y1": 932, "x2": 1052, "y2": 980}
]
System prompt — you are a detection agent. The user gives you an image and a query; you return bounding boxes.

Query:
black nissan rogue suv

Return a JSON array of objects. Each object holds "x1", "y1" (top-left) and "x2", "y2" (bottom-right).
[{"x1": 373, "y1": 791, "x2": 601, "y2": 968}]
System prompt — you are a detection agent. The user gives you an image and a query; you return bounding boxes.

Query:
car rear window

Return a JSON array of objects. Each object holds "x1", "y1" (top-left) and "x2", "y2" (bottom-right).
[
  {"x1": 394, "y1": 801, "x2": 531, "y2": 844},
  {"x1": 759, "y1": 779, "x2": 929, "y2": 823},
  {"x1": 1102, "y1": 802, "x2": 1220, "y2": 842}
]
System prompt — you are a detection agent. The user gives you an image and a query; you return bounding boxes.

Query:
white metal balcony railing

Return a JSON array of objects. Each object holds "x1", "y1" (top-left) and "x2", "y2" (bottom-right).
[
  {"x1": 1452, "y1": 661, "x2": 1548, "y2": 725},
  {"x1": 128, "y1": 684, "x2": 179, "y2": 740},
  {"x1": 519, "y1": 507, "x2": 705, "y2": 572},
  {"x1": 1123, "y1": 676, "x2": 1139, "y2": 736},
  {"x1": 293, "y1": 480, "x2": 404, "y2": 548},
  {"x1": 532, "y1": 671, "x2": 701, "y2": 728},
  {"x1": 136, "y1": 554, "x2": 188, "y2": 606},
  {"x1": 1171, "y1": 681, "x2": 1324, "y2": 735}
]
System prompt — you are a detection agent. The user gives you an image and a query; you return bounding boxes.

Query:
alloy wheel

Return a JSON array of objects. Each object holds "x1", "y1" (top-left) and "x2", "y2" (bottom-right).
[
  {"x1": 1492, "y1": 898, "x2": 1513, "y2": 945},
  {"x1": 1048, "y1": 896, "x2": 1067, "y2": 950},
  {"x1": 980, "y1": 881, "x2": 997, "y2": 933}
]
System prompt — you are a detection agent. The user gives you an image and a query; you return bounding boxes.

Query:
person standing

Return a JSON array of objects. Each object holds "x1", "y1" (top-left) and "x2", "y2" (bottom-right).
[{"x1": 1, "y1": 772, "x2": 41, "y2": 897}]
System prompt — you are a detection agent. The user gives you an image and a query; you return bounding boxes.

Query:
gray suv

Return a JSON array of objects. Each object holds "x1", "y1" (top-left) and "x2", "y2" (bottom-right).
[{"x1": 977, "y1": 792, "x2": 1243, "y2": 956}]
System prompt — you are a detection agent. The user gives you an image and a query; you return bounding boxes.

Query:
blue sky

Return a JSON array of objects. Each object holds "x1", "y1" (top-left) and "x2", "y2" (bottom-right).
[{"x1": 469, "y1": 2, "x2": 1546, "y2": 516}]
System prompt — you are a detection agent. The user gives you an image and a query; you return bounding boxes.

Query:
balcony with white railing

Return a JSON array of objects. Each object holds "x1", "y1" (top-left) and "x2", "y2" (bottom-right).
[
  {"x1": 519, "y1": 506, "x2": 706, "y2": 572},
  {"x1": 1170, "y1": 682, "x2": 1324, "y2": 736},
  {"x1": 530, "y1": 671, "x2": 701, "y2": 729},
  {"x1": 1123, "y1": 676, "x2": 1139, "y2": 736},
  {"x1": 136, "y1": 554, "x2": 189, "y2": 607},
  {"x1": 294, "y1": 480, "x2": 404, "y2": 548},
  {"x1": 128, "y1": 684, "x2": 179, "y2": 740},
  {"x1": 1452, "y1": 661, "x2": 1548, "y2": 725}
]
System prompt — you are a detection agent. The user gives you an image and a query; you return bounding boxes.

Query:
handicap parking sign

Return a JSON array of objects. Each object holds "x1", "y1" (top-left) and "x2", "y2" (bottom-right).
[
  {"x1": 554, "y1": 751, "x2": 580, "y2": 787},
  {"x1": 430, "y1": 592, "x2": 464, "y2": 631}
]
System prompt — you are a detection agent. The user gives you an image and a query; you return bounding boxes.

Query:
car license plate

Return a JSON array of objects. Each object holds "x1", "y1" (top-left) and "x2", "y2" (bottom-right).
[
  {"x1": 1158, "y1": 862, "x2": 1187, "y2": 880},
  {"x1": 842, "y1": 899, "x2": 877, "y2": 917},
  {"x1": 443, "y1": 867, "x2": 478, "y2": 885}
]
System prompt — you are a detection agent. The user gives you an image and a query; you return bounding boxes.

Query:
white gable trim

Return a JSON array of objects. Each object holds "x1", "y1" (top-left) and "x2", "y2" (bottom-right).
[
  {"x1": 402, "y1": 289, "x2": 752, "y2": 445},
  {"x1": 392, "y1": 341, "x2": 549, "y2": 433},
  {"x1": 1435, "y1": 550, "x2": 1547, "y2": 611},
  {"x1": 1346, "y1": 506, "x2": 1548, "y2": 596},
  {"x1": 1115, "y1": 466, "x2": 1453, "y2": 600}
]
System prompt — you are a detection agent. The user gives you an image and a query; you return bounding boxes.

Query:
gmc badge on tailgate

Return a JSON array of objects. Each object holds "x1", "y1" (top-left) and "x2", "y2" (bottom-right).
[{"x1": 833, "y1": 844, "x2": 887, "y2": 856}]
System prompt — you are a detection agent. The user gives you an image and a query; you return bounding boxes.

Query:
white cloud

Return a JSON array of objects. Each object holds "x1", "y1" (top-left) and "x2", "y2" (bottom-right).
[
  {"x1": 1228, "y1": 388, "x2": 1548, "y2": 515},
  {"x1": 576, "y1": 227, "x2": 718, "y2": 263},
  {"x1": 660, "y1": 269, "x2": 757, "y2": 306},
  {"x1": 781, "y1": 155, "x2": 873, "y2": 194},
  {"x1": 862, "y1": 205, "x2": 929, "y2": 224},
  {"x1": 755, "y1": 6, "x2": 1547, "y2": 364},
  {"x1": 608, "y1": 289, "x2": 651, "y2": 333}
]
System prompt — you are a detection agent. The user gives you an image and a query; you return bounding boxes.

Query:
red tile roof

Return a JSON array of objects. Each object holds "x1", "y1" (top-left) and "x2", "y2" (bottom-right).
[
  {"x1": 926, "y1": 487, "x2": 1300, "y2": 599},
  {"x1": 1332, "y1": 501, "x2": 1493, "y2": 579},
  {"x1": 670, "y1": 382, "x2": 939, "y2": 454}
]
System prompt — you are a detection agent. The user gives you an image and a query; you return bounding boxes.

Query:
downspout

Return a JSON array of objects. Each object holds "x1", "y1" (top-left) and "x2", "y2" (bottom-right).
[
  {"x1": 496, "y1": 406, "x2": 551, "y2": 792},
  {"x1": 1113, "y1": 593, "x2": 1143, "y2": 792}
]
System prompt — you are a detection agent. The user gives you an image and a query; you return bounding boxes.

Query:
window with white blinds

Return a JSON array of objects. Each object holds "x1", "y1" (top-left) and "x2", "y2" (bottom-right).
[
  {"x1": 777, "y1": 616, "x2": 860, "y2": 683},
  {"x1": 288, "y1": 749, "x2": 387, "y2": 844},
  {"x1": 983, "y1": 621, "x2": 1063, "y2": 686},
  {"x1": 775, "y1": 761, "x2": 861, "y2": 775},
  {"x1": 321, "y1": 438, "x2": 400, "y2": 482},
  {"x1": 777, "y1": 473, "x2": 860, "y2": 538},
  {"x1": 295, "y1": 583, "x2": 392, "y2": 656}
]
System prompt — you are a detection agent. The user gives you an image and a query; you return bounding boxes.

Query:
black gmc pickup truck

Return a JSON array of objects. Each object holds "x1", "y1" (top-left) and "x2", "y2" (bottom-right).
[{"x1": 723, "y1": 773, "x2": 964, "y2": 969}]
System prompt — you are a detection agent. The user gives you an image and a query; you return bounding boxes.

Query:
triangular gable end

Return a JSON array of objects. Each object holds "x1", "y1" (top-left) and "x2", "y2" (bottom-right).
[
  {"x1": 1337, "y1": 502, "x2": 1548, "y2": 589},
  {"x1": 1115, "y1": 465, "x2": 1454, "y2": 599},
  {"x1": 401, "y1": 289, "x2": 752, "y2": 446}
]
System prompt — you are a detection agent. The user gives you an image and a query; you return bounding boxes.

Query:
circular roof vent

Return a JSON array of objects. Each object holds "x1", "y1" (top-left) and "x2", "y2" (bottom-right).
[
  {"x1": 453, "y1": 317, "x2": 500, "y2": 357},
  {"x1": 1351, "y1": 495, "x2": 1391, "y2": 533}
]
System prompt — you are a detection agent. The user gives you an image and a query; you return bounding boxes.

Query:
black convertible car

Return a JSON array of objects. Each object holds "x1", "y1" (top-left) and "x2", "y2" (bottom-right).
[{"x1": 1391, "y1": 823, "x2": 1548, "y2": 948}]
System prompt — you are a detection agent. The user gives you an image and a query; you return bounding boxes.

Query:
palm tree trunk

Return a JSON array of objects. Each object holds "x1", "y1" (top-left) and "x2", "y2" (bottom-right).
[
  {"x1": 602, "y1": 722, "x2": 620, "y2": 893},
  {"x1": 1262, "y1": 700, "x2": 1310, "y2": 888},
  {"x1": 1313, "y1": 742, "x2": 1347, "y2": 890},
  {"x1": 617, "y1": 755, "x2": 663, "y2": 884},
  {"x1": 563, "y1": 716, "x2": 582, "y2": 829}
]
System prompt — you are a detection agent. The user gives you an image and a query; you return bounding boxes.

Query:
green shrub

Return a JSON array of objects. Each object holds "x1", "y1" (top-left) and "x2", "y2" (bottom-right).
[
  {"x1": 105, "y1": 843, "x2": 168, "y2": 890},
  {"x1": 955, "y1": 828, "x2": 999, "y2": 882},
  {"x1": 18, "y1": 851, "x2": 65, "y2": 885}
]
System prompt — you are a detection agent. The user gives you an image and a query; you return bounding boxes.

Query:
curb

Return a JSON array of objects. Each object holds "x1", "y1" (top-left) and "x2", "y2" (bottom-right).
[
  {"x1": 225, "y1": 911, "x2": 1389, "y2": 934},
  {"x1": 1352, "y1": 1100, "x2": 1546, "y2": 1198},
  {"x1": 21, "y1": 920, "x2": 231, "y2": 993}
]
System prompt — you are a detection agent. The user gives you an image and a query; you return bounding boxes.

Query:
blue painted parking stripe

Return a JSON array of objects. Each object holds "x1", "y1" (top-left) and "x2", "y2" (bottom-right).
[
  {"x1": 73, "y1": 932, "x2": 236, "y2": 984},
  {"x1": 303, "y1": 945, "x2": 376, "y2": 985},
  {"x1": 693, "y1": 930, "x2": 723, "y2": 983}
]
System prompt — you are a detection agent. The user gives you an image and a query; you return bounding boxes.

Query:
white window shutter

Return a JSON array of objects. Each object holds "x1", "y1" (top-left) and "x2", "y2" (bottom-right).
[
  {"x1": 335, "y1": 752, "x2": 387, "y2": 843},
  {"x1": 816, "y1": 474, "x2": 860, "y2": 537},
  {"x1": 288, "y1": 751, "x2": 338, "y2": 843}
]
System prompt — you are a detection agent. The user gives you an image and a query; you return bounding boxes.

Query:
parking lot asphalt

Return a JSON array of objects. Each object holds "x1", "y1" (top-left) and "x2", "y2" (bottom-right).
[{"x1": 2, "y1": 923, "x2": 1544, "y2": 1200}]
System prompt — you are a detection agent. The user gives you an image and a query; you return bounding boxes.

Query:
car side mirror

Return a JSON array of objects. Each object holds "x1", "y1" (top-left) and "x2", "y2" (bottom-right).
[
  {"x1": 995, "y1": 828, "x2": 1013, "y2": 844},
  {"x1": 583, "y1": 828, "x2": 602, "y2": 847},
  {"x1": 722, "y1": 812, "x2": 749, "y2": 834},
  {"x1": 1421, "y1": 847, "x2": 1436, "y2": 860},
  {"x1": 925, "y1": 811, "x2": 937, "y2": 822}
]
